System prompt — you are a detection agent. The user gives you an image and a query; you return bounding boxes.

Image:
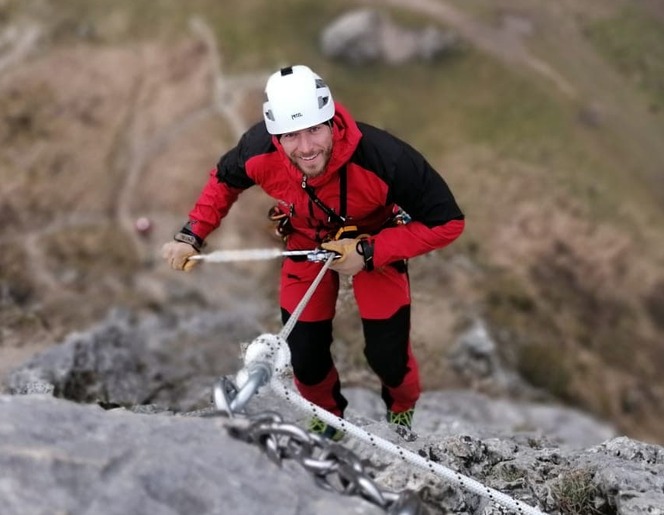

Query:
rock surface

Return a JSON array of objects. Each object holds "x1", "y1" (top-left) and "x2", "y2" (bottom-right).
[
  {"x1": 9, "y1": 313, "x2": 664, "y2": 514},
  {"x1": 320, "y1": 9, "x2": 459, "y2": 65},
  {"x1": 0, "y1": 394, "x2": 384, "y2": 515},
  {"x1": 5, "y1": 308, "x2": 261, "y2": 411},
  {"x1": 2, "y1": 386, "x2": 664, "y2": 515},
  {"x1": 5, "y1": 298, "x2": 664, "y2": 514}
]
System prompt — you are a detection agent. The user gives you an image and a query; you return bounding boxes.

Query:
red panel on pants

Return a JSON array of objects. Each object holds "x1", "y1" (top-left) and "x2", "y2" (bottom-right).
[{"x1": 280, "y1": 258, "x2": 411, "y2": 319}]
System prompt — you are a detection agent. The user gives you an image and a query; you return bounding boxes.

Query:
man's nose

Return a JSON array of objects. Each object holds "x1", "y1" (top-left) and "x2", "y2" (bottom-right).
[{"x1": 297, "y1": 133, "x2": 316, "y2": 152}]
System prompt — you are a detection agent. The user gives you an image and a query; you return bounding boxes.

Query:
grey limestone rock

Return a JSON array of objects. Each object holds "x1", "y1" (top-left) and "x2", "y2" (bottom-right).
[
  {"x1": 0, "y1": 394, "x2": 384, "y2": 515},
  {"x1": 448, "y1": 319, "x2": 539, "y2": 397},
  {"x1": 320, "y1": 9, "x2": 459, "y2": 66},
  {"x1": 7, "y1": 311, "x2": 155, "y2": 406},
  {"x1": 3, "y1": 316, "x2": 662, "y2": 515},
  {"x1": 5, "y1": 307, "x2": 257, "y2": 411},
  {"x1": 2, "y1": 386, "x2": 664, "y2": 515}
]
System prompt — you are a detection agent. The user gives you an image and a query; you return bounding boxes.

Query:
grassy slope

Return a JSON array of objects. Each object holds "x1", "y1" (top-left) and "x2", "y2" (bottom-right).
[{"x1": 19, "y1": 0, "x2": 662, "y2": 224}]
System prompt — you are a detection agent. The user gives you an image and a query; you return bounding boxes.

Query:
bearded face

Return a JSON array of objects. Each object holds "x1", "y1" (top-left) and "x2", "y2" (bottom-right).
[{"x1": 280, "y1": 123, "x2": 334, "y2": 178}]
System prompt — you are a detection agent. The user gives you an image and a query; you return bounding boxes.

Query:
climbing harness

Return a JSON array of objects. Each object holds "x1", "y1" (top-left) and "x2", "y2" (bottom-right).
[
  {"x1": 199, "y1": 250, "x2": 548, "y2": 515},
  {"x1": 299, "y1": 165, "x2": 368, "y2": 244},
  {"x1": 301, "y1": 165, "x2": 348, "y2": 226}
]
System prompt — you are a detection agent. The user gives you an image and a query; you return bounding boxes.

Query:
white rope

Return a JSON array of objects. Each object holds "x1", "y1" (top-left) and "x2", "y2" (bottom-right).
[
  {"x1": 235, "y1": 256, "x2": 547, "y2": 514},
  {"x1": 189, "y1": 248, "x2": 285, "y2": 263},
  {"x1": 189, "y1": 248, "x2": 333, "y2": 264}
]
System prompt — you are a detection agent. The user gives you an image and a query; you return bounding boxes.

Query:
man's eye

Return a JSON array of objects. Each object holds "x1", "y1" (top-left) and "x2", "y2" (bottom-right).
[{"x1": 310, "y1": 126, "x2": 321, "y2": 133}]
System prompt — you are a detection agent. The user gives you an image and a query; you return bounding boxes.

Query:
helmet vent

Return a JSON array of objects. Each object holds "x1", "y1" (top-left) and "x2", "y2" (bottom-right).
[
  {"x1": 265, "y1": 110, "x2": 275, "y2": 121},
  {"x1": 280, "y1": 66, "x2": 294, "y2": 76},
  {"x1": 315, "y1": 78, "x2": 326, "y2": 89},
  {"x1": 318, "y1": 96, "x2": 329, "y2": 108}
]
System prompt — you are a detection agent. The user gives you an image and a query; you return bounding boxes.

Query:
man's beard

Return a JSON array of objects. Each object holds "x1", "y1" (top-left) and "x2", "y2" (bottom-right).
[{"x1": 291, "y1": 147, "x2": 332, "y2": 178}]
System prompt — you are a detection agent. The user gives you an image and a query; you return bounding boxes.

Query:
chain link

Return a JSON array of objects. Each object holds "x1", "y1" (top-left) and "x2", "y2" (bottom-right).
[{"x1": 221, "y1": 410, "x2": 429, "y2": 515}]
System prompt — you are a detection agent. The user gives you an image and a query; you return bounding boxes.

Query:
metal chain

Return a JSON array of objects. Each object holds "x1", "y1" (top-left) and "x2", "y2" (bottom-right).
[{"x1": 222, "y1": 410, "x2": 429, "y2": 515}]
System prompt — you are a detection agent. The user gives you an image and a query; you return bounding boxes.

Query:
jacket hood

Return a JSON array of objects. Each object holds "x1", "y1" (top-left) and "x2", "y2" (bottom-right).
[{"x1": 271, "y1": 102, "x2": 362, "y2": 187}]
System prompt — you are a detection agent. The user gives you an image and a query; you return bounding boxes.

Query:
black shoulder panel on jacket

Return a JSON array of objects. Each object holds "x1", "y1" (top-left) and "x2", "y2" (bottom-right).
[
  {"x1": 216, "y1": 121, "x2": 276, "y2": 189},
  {"x1": 351, "y1": 122, "x2": 464, "y2": 227}
]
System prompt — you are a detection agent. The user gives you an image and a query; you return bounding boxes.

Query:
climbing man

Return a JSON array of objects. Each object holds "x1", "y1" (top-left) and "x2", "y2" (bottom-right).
[{"x1": 162, "y1": 65, "x2": 465, "y2": 439}]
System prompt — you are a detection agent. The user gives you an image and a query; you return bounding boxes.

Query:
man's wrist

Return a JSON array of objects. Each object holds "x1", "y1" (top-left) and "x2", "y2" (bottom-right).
[
  {"x1": 356, "y1": 239, "x2": 375, "y2": 272},
  {"x1": 173, "y1": 231, "x2": 204, "y2": 252}
]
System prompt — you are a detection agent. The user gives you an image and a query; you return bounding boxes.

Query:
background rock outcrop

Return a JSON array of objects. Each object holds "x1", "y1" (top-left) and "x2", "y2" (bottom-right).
[
  {"x1": 320, "y1": 9, "x2": 459, "y2": 65},
  {"x1": 6, "y1": 308, "x2": 261, "y2": 411}
]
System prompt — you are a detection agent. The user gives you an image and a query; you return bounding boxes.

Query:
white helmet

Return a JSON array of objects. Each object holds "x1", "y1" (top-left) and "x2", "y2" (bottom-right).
[{"x1": 263, "y1": 65, "x2": 335, "y2": 135}]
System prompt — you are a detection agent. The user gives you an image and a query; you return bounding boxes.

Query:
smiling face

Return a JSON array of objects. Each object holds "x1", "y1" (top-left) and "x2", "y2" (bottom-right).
[{"x1": 279, "y1": 123, "x2": 334, "y2": 178}]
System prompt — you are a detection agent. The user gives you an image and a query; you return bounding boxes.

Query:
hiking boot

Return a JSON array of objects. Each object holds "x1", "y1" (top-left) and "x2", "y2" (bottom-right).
[
  {"x1": 307, "y1": 416, "x2": 345, "y2": 441},
  {"x1": 386, "y1": 408, "x2": 414, "y2": 430}
]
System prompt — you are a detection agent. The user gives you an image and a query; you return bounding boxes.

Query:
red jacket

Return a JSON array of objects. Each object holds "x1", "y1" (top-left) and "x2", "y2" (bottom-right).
[{"x1": 183, "y1": 103, "x2": 464, "y2": 268}]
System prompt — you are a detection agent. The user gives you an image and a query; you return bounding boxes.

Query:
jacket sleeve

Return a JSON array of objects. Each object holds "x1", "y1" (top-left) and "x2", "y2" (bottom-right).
[
  {"x1": 180, "y1": 132, "x2": 258, "y2": 244},
  {"x1": 184, "y1": 169, "x2": 245, "y2": 242},
  {"x1": 373, "y1": 219, "x2": 464, "y2": 267},
  {"x1": 372, "y1": 141, "x2": 464, "y2": 267}
]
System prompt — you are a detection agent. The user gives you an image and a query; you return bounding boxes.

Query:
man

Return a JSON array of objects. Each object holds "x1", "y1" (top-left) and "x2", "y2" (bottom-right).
[{"x1": 162, "y1": 65, "x2": 464, "y2": 439}]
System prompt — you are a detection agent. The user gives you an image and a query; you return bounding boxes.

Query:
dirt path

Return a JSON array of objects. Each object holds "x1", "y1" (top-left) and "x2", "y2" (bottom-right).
[
  {"x1": 0, "y1": 18, "x2": 269, "y2": 292},
  {"x1": 189, "y1": 17, "x2": 265, "y2": 141},
  {"x1": 111, "y1": 17, "x2": 267, "y2": 263},
  {"x1": 0, "y1": 17, "x2": 274, "y2": 387}
]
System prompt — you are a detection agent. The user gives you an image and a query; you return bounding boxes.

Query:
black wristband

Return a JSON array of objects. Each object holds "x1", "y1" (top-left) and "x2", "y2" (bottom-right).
[
  {"x1": 173, "y1": 231, "x2": 203, "y2": 252},
  {"x1": 356, "y1": 239, "x2": 375, "y2": 272}
]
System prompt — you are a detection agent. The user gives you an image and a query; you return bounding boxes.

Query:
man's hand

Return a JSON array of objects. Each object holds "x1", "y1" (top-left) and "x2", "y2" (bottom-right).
[
  {"x1": 161, "y1": 241, "x2": 198, "y2": 272},
  {"x1": 321, "y1": 238, "x2": 364, "y2": 276}
]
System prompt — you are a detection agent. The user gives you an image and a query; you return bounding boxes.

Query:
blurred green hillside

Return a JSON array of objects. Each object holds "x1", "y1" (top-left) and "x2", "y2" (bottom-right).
[{"x1": 1, "y1": 0, "x2": 664, "y2": 442}]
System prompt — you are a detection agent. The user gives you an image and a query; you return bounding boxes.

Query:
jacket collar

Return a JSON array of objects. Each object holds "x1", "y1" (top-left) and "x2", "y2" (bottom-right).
[{"x1": 272, "y1": 102, "x2": 362, "y2": 187}]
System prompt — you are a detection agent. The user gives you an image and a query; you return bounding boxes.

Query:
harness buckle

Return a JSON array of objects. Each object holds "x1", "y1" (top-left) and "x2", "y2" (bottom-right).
[{"x1": 332, "y1": 225, "x2": 359, "y2": 241}]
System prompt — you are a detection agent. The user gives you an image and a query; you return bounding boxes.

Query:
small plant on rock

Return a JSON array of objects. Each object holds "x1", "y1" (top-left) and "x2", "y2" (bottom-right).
[{"x1": 552, "y1": 469, "x2": 610, "y2": 515}]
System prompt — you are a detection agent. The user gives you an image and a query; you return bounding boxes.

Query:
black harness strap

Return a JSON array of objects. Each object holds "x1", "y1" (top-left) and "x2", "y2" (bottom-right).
[
  {"x1": 339, "y1": 165, "x2": 347, "y2": 220},
  {"x1": 301, "y1": 165, "x2": 347, "y2": 225}
]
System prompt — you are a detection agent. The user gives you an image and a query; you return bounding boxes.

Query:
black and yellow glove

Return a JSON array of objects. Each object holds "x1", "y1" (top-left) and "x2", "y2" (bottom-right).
[{"x1": 321, "y1": 236, "x2": 373, "y2": 276}]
